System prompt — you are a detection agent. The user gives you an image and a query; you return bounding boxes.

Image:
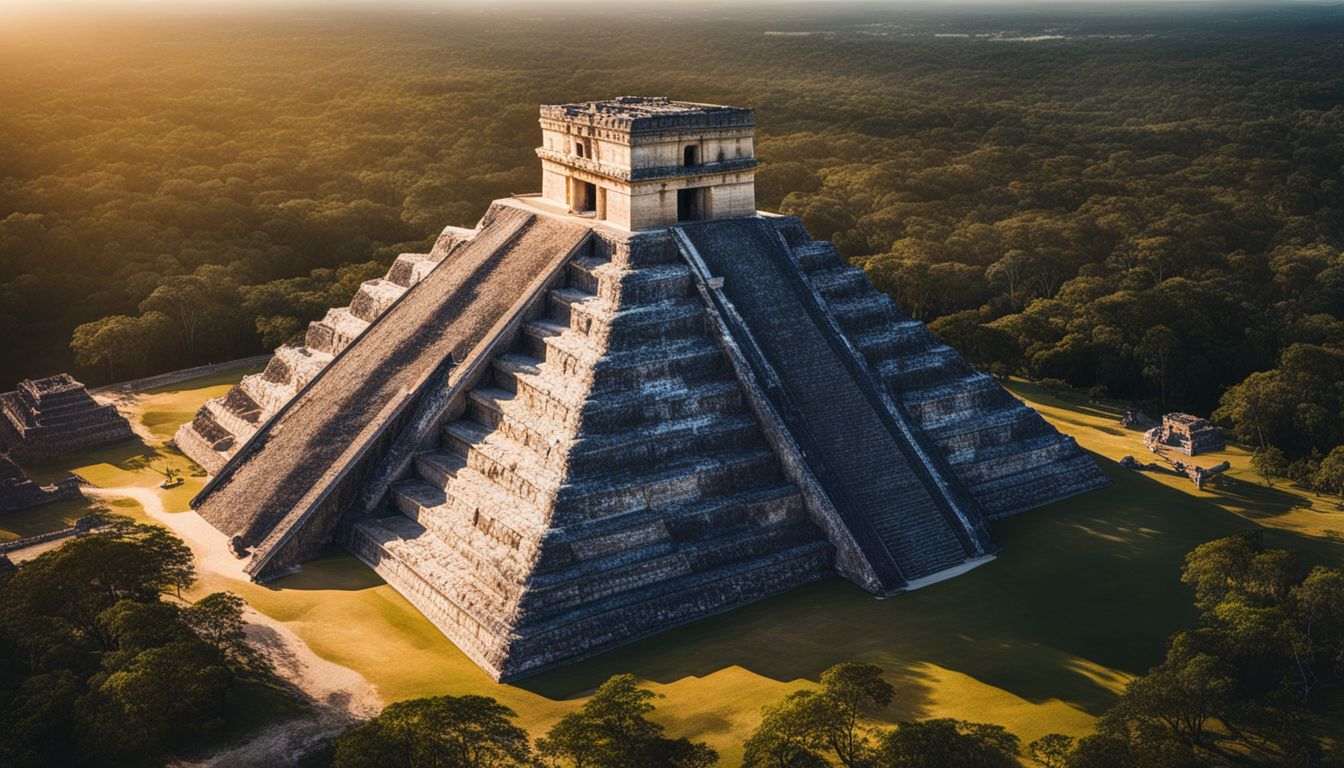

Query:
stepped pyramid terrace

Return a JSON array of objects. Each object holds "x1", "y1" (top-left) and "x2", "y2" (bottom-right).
[
  {"x1": 0, "y1": 374, "x2": 134, "y2": 462},
  {"x1": 192, "y1": 97, "x2": 1108, "y2": 680}
]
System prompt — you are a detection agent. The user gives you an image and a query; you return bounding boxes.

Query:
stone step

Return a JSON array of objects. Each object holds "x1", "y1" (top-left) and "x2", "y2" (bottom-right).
[
  {"x1": 535, "y1": 484, "x2": 805, "y2": 573},
  {"x1": 855, "y1": 320, "x2": 935, "y2": 361},
  {"x1": 203, "y1": 398, "x2": 259, "y2": 446},
  {"x1": 387, "y1": 253, "x2": 435, "y2": 288},
  {"x1": 348, "y1": 516, "x2": 520, "y2": 637},
  {"x1": 968, "y1": 450, "x2": 1106, "y2": 519},
  {"x1": 929, "y1": 403, "x2": 1052, "y2": 461},
  {"x1": 443, "y1": 419, "x2": 567, "y2": 480},
  {"x1": 262, "y1": 345, "x2": 333, "y2": 389},
  {"x1": 408, "y1": 452, "x2": 549, "y2": 537},
  {"x1": 390, "y1": 479, "x2": 539, "y2": 585},
  {"x1": 792, "y1": 241, "x2": 844, "y2": 273},
  {"x1": 902, "y1": 373, "x2": 1010, "y2": 428},
  {"x1": 465, "y1": 387, "x2": 570, "y2": 459},
  {"x1": 575, "y1": 262, "x2": 693, "y2": 306},
  {"x1": 877, "y1": 345, "x2": 975, "y2": 393},
  {"x1": 508, "y1": 538, "x2": 832, "y2": 654},
  {"x1": 237, "y1": 373, "x2": 292, "y2": 416},
  {"x1": 566, "y1": 413, "x2": 763, "y2": 481},
  {"x1": 522, "y1": 326, "x2": 729, "y2": 393},
  {"x1": 441, "y1": 425, "x2": 565, "y2": 508},
  {"x1": 562, "y1": 296, "x2": 707, "y2": 349},
  {"x1": 305, "y1": 307, "x2": 368, "y2": 356},
  {"x1": 517, "y1": 519, "x2": 824, "y2": 622},
  {"x1": 489, "y1": 368, "x2": 746, "y2": 437},
  {"x1": 951, "y1": 432, "x2": 1081, "y2": 484},
  {"x1": 808, "y1": 266, "x2": 872, "y2": 302},
  {"x1": 553, "y1": 446, "x2": 785, "y2": 525},
  {"x1": 350, "y1": 279, "x2": 407, "y2": 323},
  {"x1": 829, "y1": 293, "x2": 900, "y2": 335}
]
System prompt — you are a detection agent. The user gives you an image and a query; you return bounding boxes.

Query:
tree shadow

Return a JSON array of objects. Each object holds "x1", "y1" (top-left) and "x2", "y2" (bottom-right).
[{"x1": 267, "y1": 548, "x2": 387, "y2": 592}]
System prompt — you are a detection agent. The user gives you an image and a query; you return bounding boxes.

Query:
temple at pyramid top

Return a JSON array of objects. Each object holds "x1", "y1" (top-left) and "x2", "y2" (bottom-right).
[{"x1": 536, "y1": 96, "x2": 758, "y2": 229}]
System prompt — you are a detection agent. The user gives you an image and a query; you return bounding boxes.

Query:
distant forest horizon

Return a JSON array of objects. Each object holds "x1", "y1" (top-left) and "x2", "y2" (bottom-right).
[{"x1": 2, "y1": 2, "x2": 1342, "y2": 467}]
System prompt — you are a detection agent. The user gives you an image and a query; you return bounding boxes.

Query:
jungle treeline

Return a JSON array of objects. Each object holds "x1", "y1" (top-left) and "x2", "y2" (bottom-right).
[{"x1": 1, "y1": 6, "x2": 1341, "y2": 468}]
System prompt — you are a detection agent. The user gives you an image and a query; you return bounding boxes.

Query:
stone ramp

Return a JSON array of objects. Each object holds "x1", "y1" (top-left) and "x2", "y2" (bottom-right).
[
  {"x1": 193, "y1": 205, "x2": 593, "y2": 578},
  {"x1": 174, "y1": 229, "x2": 474, "y2": 474},
  {"x1": 674, "y1": 218, "x2": 989, "y2": 589},
  {"x1": 767, "y1": 218, "x2": 1109, "y2": 518}
]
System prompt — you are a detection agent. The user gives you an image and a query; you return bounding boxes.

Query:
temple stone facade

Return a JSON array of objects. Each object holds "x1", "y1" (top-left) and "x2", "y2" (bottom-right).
[
  {"x1": 1151, "y1": 413, "x2": 1225, "y2": 456},
  {"x1": 192, "y1": 98, "x2": 1108, "y2": 680},
  {"x1": 0, "y1": 375, "x2": 133, "y2": 462}
]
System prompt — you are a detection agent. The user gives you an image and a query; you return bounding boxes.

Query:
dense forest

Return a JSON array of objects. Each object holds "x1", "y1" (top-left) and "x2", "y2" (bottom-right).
[{"x1": 1, "y1": 5, "x2": 1341, "y2": 467}]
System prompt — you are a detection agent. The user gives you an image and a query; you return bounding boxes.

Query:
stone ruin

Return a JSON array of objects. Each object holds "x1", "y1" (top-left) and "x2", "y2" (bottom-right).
[
  {"x1": 0, "y1": 453, "x2": 84, "y2": 512},
  {"x1": 1148, "y1": 412, "x2": 1225, "y2": 456},
  {"x1": 0, "y1": 374, "x2": 134, "y2": 463},
  {"x1": 191, "y1": 98, "x2": 1109, "y2": 681}
]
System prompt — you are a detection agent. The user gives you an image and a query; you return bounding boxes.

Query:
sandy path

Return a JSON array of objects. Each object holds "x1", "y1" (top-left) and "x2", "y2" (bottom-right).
[{"x1": 85, "y1": 487, "x2": 383, "y2": 766}]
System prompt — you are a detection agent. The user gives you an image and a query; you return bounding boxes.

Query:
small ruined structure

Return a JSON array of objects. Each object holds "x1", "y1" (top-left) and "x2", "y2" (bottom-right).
[
  {"x1": 1149, "y1": 413, "x2": 1224, "y2": 456},
  {"x1": 193, "y1": 98, "x2": 1108, "y2": 680},
  {"x1": 0, "y1": 374, "x2": 134, "y2": 462},
  {"x1": 0, "y1": 454, "x2": 84, "y2": 512}
]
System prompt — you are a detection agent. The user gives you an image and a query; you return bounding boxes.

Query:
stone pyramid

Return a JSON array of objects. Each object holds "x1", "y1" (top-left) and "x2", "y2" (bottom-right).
[{"x1": 192, "y1": 98, "x2": 1108, "y2": 680}]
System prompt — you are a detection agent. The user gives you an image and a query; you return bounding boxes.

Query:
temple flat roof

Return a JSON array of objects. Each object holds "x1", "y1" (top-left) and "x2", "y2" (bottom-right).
[{"x1": 541, "y1": 97, "x2": 753, "y2": 132}]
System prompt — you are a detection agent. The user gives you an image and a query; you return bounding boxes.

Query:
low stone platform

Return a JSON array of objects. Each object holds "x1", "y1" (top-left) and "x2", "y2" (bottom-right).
[
  {"x1": 0, "y1": 454, "x2": 84, "y2": 512},
  {"x1": 0, "y1": 374, "x2": 134, "y2": 463}
]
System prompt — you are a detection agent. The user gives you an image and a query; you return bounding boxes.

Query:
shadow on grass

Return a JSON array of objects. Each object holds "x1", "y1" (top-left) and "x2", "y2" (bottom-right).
[
  {"x1": 269, "y1": 548, "x2": 387, "y2": 592},
  {"x1": 17, "y1": 435, "x2": 156, "y2": 481},
  {"x1": 1202, "y1": 472, "x2": 1313, "y2": 522},
  {"x1": 517, "y1": 454, "x2": 1344, "y2": 719}
]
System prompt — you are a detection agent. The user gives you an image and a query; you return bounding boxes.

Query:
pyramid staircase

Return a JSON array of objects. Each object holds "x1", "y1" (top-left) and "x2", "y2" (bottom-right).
[
  {"x1": 174, "y1": 225, "x2": 476, "y2": 474},
  {"x1": 769, "y1": 217, "x2": 1108, "y2": 518},
  {"x1": 673, "y1": 219, "x2": 991, "y2": 593},
  {"x1": 341, "y1": 228, "x2": 832, "y2": 680}
]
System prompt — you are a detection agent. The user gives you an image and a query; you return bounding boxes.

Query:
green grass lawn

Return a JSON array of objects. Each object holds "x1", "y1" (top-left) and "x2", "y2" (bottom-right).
[{"x1": 20, "y1": 366, "x2": 1342, "y2": 764}]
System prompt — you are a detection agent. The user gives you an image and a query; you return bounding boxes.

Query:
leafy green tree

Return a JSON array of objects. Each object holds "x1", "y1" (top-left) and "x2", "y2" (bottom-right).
[
  {"x1": 741, "y1": 663, "x2": 894, "y2": 768},
  {"x1": 536, "y1": 674, "x2": 715, "y2": 768},
  {"x1": 1251, "y1": 446, "x2": 1288, "y2": 487},
  {"x1": 874, "y1": 718, "x2": 1020, "y2": 768},
  {"x1": 333, "y1": 694, "x2": 531, "y2": 768},
  {"x1": 1026, "y1": 733, "x2": 1072, "y2": 768},
  {"x1": 741, "y1": 691, "x2": 831, "y2": 768},
  {"x1": 1313, "y1": 446, "x2": 1344, "y2": 498}
]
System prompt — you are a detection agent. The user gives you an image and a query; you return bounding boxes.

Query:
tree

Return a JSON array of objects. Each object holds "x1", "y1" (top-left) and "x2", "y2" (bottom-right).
[
  {"x1": 1313, "y1": 446, "x2": 1344, "y2": 498},
  {"x1": 536, "y1": 674, "x2": 715, "y2": 768},
  {"x1": 1101, "y1": 636, "x2": 1233, "y2": 751},
  {"x1": 1251, "y1": 446, "x2": 1288, "y2": 487},
  {"x1": 1139, "y1": 325, "x2": 1180, "y2": 411},
  {"x1": 742, "y1": 691, "x2": 831, "y2": 768},
  {"x1": 332, "y1": 694, "x2": 531, "y2": 768},
  {"x1": 812, "y1": 663, "x2": 895, "y2": 768},
  {"x1": 1026, "y1": 733, "x2": 1073, "y2": 768},
  {"x1": 70, "y1": 311, "x2": 173, "y2": 379},
  {"x1": 741, "y1": 663, "x2": 894, "y2": 768},
  {"x1": 185, "y1": 592, "x2": 257, "y2": 671},
  {"x1": 874, "y1": 718, "x2": 1021, "y2": 768},
  {"x1": 1179, "y1": 532, "x2": 1294, "y2": 612}
]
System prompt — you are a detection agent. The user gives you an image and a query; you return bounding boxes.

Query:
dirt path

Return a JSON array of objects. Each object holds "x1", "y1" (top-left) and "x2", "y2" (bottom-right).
[{"x1": 84, "y1": 487, "x2": 382, "y2": 766}]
